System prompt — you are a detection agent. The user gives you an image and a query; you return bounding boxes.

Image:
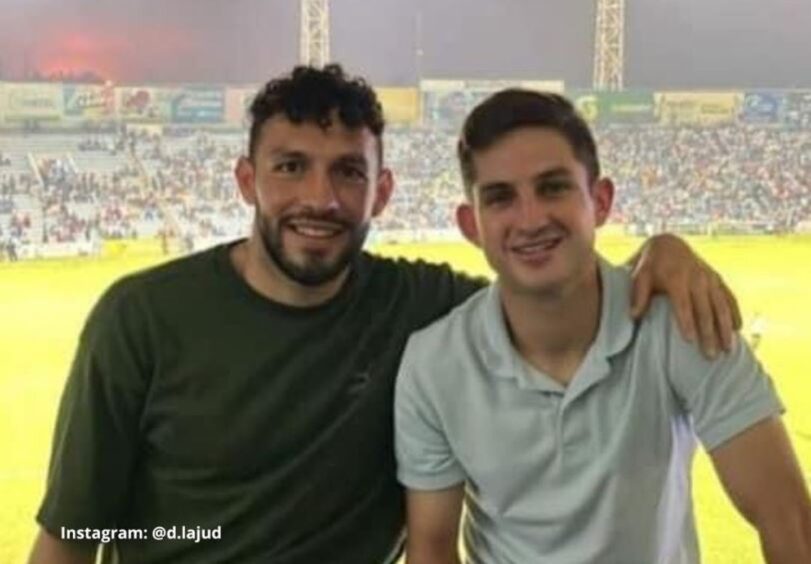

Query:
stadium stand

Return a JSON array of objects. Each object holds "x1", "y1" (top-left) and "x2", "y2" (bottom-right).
[{"x1": 0, "y1": 119, "x2": 810, "y2": 259}]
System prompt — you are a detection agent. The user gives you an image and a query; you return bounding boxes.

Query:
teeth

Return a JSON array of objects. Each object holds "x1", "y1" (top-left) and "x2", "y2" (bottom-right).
[
  {"x1": 288, "y1": 221, "x2": 343, "y2": 239},
  {"x1": 514, "y1": 239, "x2": 559, "y2": 254},
  {"x1": 288, "y1": 222, "x2": 343, "y2": 238}
]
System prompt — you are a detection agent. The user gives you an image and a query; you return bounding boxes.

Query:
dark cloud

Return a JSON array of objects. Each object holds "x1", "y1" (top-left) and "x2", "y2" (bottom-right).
[{"x1": 0, "y1": 0, "x2": 808, "y2": 88}]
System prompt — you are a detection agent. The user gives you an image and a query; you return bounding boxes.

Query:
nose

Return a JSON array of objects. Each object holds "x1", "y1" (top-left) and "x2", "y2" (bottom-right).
[
  {"x1": 515, "y1": 192, "x2": 549, "y2": 232},
  {"x1": 300, "y1": 168, "x2": 339, "y2": 211}
]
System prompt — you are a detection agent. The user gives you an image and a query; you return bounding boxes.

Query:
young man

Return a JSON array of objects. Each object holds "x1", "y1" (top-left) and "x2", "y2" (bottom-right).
[
  {"x1": 395, "y1": 90, "x2": 811, "y2": 563},
  {"x1": 30, "y1": 66, "x2": 739, "y2": 564}
]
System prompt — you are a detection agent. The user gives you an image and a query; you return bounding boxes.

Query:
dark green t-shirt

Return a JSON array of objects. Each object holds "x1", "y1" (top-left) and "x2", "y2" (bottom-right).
[{"x1": 37, "y1": 242, "x2": 483, "y2": 564}]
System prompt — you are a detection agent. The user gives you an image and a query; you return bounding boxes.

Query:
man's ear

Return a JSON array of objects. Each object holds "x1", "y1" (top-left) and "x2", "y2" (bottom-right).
[
  {"x1": 456, "y1": 202, "x2": 482, "y2": 247},
  {"x1": 592, "y1": 177, "x2": 615, "y2": 227},
  {"x1": 371, "y1": 168, "x2": 394, "y2": 217},
  {"x1": 235, "y1": 156, "x2": 257, "y2": 205}
]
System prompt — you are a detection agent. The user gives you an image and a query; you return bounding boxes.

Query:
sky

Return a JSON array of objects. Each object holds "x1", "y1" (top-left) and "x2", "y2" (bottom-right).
[{"x1": 0, "y1": 0, "x2": 808, "y2": 88}]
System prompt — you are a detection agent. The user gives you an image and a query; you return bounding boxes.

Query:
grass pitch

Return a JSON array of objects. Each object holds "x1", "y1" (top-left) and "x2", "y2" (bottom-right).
[{"x1": 1, "y1": 234, "x2": 809, "y2": 563}]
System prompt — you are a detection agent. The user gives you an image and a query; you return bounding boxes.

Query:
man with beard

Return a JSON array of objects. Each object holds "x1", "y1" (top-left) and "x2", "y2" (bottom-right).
[{"x1": 30, "y1": 65, "x2": 740, "y2": 564}]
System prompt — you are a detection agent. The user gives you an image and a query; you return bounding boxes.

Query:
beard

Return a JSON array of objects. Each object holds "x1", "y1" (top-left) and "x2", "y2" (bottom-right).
[{"x1": 256, "y1": 210, "x2": 369, "y2": 287}]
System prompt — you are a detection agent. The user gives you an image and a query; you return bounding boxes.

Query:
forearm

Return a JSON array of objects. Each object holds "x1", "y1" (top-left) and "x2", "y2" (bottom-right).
[
  {"x1": 709, "y1": 417, "x2": 811, "y2": 564},
  {"x1": 403, "y1": 485, "x2": 465, "y2": 564},
  {"x1": 757, "y1": 507, "x2": 811, "y2": 564},
  {"x1": 405, "y1": 540, "x2": 461, "y2": 564},
  {"x1": 28, "y1": 529, "x2": 97, "y2": 564}
]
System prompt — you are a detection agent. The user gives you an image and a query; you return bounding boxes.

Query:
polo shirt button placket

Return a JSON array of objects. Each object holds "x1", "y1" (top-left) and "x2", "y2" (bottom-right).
[{"x1": 553, "y1": 398, "x2": 566, "y2": 458}]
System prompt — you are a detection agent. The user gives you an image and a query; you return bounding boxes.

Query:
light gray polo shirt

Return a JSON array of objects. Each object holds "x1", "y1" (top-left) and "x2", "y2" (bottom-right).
[{"x1": 395, "y1": 258, "x2": 783, "y2": 564}]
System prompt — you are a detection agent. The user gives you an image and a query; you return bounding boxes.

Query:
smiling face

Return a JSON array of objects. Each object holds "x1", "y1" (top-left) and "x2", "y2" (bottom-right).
[
  {"x1": 236, "y1": 113, "x2": 392, "y2": 287},
  {"x1": 457, "y1": 126, "x2": 613, "y2": 297}
]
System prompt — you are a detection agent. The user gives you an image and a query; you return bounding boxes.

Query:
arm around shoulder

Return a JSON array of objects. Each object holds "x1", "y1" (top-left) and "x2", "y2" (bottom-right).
[
  {"x1": 28, "y1": 528, "x2": 96, "y2": 564},
  {"x1": 710, "y1": 416, "x2": 811, "y2": 564}
]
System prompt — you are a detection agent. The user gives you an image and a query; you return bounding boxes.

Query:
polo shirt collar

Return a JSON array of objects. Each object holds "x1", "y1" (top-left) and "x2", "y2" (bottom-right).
[
  {"x1": 593, "y1": 257, "x2": 635, "y2": 358},
  {"x1": 479, "y1": 257, "x2": 635, "y2": 393}
]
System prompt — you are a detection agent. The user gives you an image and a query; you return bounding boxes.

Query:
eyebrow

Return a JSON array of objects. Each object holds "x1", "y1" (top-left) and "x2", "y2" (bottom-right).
[
  {"x1": 532, "y1": 167, "x2": 573, "y2": 182},
  {"x1": 478, "y1": 166, "x2": 573, "y2": 194},
  {"x1": 333, "y1": 153, "x2": 369, "y2": 168},
  {"x1": 267, "y1": 148, "x2": 308, "y2": 160},
  {"x1": 266, "y1": 148, "x2": 369, "y2": 167},
  {"x1": 478, "y1": 180, "x2": 512, "y2": 195}
]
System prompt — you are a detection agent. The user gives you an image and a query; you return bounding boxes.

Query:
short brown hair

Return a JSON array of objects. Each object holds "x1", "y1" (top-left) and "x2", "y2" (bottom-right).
[{"x1": 457, "y1": 89, "x2": 600, "y2": 199}]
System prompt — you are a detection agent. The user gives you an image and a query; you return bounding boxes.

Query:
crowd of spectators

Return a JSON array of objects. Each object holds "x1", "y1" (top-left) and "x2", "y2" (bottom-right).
[
  {"x1": 142, "y1": 132, "x2": 241, "y2": 202},
  {"x1": 377, "y1": 123, "x2": 811, "y2": 235},
  {"x1": 379, "y1": 127, "x2": 460, "y2": 232},
  {"x1": 600, "y1": 125, "x2": 811, "y2": 233},
  {"x1": 1, "y1": 172, "x2": 36, "y2": 196},
  {"x1": 1, "y1": 172, "x2": 37, "y2": 257},
  {"x1": 36, "y1": 156, "x2": 148, "y2": 242},
  {"x1": 0, "y1": 121, "x2": 809, "y2": 259},
  {"x1": 135, "y1": 132, "x2": 249, "y2": 243}
]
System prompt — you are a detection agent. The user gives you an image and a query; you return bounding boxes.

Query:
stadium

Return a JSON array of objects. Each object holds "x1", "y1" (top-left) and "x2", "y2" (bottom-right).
[{"x1": 1, "y1": 0, "x2": 810, "y2": 562}]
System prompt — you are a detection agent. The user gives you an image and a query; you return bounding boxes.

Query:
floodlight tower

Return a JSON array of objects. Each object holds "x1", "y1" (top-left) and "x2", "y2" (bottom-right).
[
  {"x1": 593, "y1": 0, "x2": 625, "y2": 90},
  {"x1": 300, "y1": 0, "x2": 331, "y2": 67}
]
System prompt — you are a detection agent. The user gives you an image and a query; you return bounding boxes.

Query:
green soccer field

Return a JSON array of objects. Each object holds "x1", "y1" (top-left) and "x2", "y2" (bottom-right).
[{"x1": 1, "y1": 234, "x2": 810, "y2": 563}]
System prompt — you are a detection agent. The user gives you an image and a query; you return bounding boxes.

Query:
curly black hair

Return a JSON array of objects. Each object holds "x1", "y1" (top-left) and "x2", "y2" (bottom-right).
[{"x1": 248, "y1": 64, "x2": 385, "y2": 162}]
